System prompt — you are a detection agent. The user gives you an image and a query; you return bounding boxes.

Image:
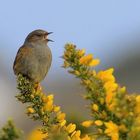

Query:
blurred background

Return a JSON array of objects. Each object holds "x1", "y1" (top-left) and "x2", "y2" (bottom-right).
[{"x1": 0, "y1": 0, "x2": 140, "y2": 137}]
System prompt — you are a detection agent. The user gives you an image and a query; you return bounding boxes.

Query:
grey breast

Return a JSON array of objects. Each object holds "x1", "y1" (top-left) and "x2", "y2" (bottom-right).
[{"x1": 31, "y1": 43, "x2": 52, "y2": 82}]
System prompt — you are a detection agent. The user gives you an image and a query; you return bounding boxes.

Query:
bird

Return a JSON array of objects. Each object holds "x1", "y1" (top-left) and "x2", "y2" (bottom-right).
[{"x1": 13, "y1": 29, "x2": 53, "y2": 83}]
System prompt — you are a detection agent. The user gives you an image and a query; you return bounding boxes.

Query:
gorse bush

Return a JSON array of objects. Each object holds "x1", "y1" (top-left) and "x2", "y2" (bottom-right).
[
  {"x1": 0, "y1": 43, "x2": 140, "y2": 140},
  {"x1": 0, "y1": 120, "x2": 22, "y2": 140}
]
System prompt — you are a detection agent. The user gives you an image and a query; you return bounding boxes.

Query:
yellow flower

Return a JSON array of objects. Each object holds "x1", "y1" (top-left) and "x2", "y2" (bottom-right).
[
  {"x1": 97, "y1": 68, "x2": 115, "y2": 82},
  {"x1": 43, "y1": 100, "x2": 53, "y2": 112},
  {"x1": 136, "y1": 95, "x2": 140, "y2": 103},
  {"x1": 107, "y1": 101, "x2": 116, "y2": 111},
  {"x1": 53, "y1": 106, "x2": 60, "y2": 112},
  {"x1": 66, "y1": 123, "x2": 76, "y2": 134},
  {"x1": 104, "y1": 121, "x2": 119, "y2": 140},
  {"x1": 79, "y1": 54, "x2": 100, "y2": 67},
  {"x1": 105, "y1": 91, "x2": 114, "y2": 105},
  {"x1": 42, "y1": 95, "x2": 47, "y2": 102},
  {"x1": 57, "y1": 112, "x2": 66, "y2": 122},
  {"x1": 104, "y1": 81, "x2": 118, "y2": 105},
  {"x1": 42, "y1": 94, "x2": 54, "y2": 103},
  {"x1": 46, "y1": 94, "x2": 54, "y2": 101},
  {"x1": 120, "y1": 86, "x2": 126, "y2": 93},
  {"x1": 79, "y1": 54, "x2": 92, "y2": 64},
  {"x1": 71, "y1": 130, "x2": 81, "y2": 140},
  {"x1": 89, "y1": 59, "x2": 100, "y2": 67},
  {"x1": 60, "y1": 120, "x2": 66, "y2": 127},
  {"x1": 81, "y1": 120, "x2": 93, "y2": 127},
  {"x1": 92, "y1": 104, "x2": 99, "y2": 111},
  {"x1": 134, "y1": 95, "x2": 140, "y2": 114},
  {"x1": 81, "y1": 135, "x2": 92, "y2": 140},
  {"x1": 27, "y1": 127, "x2": 48, "y2": 140},
  {"x1": 27, "y1": 107, "x2": 35, "y2": 114},
  {"x1": 96, "y1": 68, "x2": 118, "y2": 106},
  {"x1": 104, "y1": 81, "x2": 118, "y2": 92},
  {"x1": 95, "y1": 120, "x2": 103, "y2": 126}
]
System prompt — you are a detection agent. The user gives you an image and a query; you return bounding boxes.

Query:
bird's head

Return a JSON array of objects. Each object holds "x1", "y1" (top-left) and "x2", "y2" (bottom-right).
[{"x1": 24, "y1": 29, "x2": 53, "y2": 44}]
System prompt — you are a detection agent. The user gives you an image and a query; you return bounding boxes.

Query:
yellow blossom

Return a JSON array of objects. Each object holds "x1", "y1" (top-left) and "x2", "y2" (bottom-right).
[
  {"x1": 27, "y1": 127, "x2": 48, "y2": 140},
  {"x1": 46, "y1": 94, "x2": 54, "y2": 101},
  {"x1": 57, "y1": 112, "x2": 66, "y2": 122},
  {"x1": 81, "y1": 120, "x2": 93, "y2": 127},
  {"x1": 66, "y1": 123, "x2": 76, "y2": 134},
  {"x1": 81, "y1": 135, "x2": 92, "y2": 140},
  {"x1": 42, "y1": 95, "x2": 47, "y2": 102},
  {"x1": 107, "y1": 101, "x2": 116, "y2": 111},
  {"x1": 92, "y1": 104, "x2": 99, "y2": 111},
  {"x1": 97, "y1": 68, "x2": 115, "y2": 82},
  {"x1": 79, "y1": 54, "x2": 93, "y2": 64},
  {"x1": 79, "y1": 54, "x2": 99, "y2": 67},
  {"x1": 42, "y1": 94, "x2": 54, "y2": 103},
  {"x1": 104, "y1": 81, "x2": 118, "y2": 104},
  {"x1": 134, "y1": 95, "x2": 140, "y2": 114},
  {"x1": 95, "y1": 120, "x2": 103, "y2": 126},
  {"x1": 53, "y1": 106, "x2": 60, "y2": 112},
  {"x1": 71, "y1": 131, "x2": 76, "y2": 137},
  {"x1": 71, "y1": 130, "x2": 81, "y2": 140},
  {"x1": 104, "y1": 121, "x2": 119, "y2": 140},
  {"x1": 136, "y1": 95, "x2": 140, "y2": 103},
  {"x1": 60, "y1": 120, "x2": 66, "y2": 127},
  {"x1": 27, "y1": 107, "x2": 35, "y2": 114},
  {"x1": 105, "y1": 91, "x2": 114, "y2": 105},
  {"x1": 120, "y1": 86, "x2": 126, "y2": 93},
  {"x1": 89, "y1": 59, "x2": 100, "y2": 67},
  {"x1": 43, "y1": 100, "x2": 53, "y2": 112},
  {"x1": 104, "y1": 81, "x2": 118, "y2": 92},
  {"x1": 96, "y1": 68, "x2": 118, "y2": 106}
]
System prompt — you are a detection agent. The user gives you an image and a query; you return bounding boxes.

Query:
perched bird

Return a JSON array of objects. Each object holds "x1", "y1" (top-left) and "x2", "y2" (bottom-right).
[{"x1": 13, "y1": 29, "x2": 53, "y2": 83}]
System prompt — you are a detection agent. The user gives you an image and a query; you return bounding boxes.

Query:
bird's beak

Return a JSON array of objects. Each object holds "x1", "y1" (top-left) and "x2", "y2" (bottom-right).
[
  {"x1": 47, "y1": 32, "x2": 53, "y2": 35},
  {"x1": 47, "y1": 39, "x2": 54, "y2": 42},
  {"x1": 44, "y1": 32, "x2": 54, "y2": 42}
]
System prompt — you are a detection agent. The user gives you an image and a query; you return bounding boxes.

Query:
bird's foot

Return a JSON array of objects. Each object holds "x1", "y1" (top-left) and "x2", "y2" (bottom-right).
[{"x1": 34, "y1": 83, "x2": 42, "y2": 92}]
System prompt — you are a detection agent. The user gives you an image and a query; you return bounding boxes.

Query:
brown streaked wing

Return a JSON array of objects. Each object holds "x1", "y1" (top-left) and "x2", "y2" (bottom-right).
[{"x1": 13, "y1": 45, "x2": 33, "y2": 75}]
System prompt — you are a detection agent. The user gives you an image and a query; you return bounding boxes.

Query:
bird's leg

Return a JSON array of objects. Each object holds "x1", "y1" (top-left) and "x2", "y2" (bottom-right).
[{"x1": 34, "y1": 83, "x2": 42, "y2": 92}]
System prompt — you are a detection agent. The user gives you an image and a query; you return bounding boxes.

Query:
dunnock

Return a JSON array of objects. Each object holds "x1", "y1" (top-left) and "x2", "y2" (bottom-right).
[{"x1": 13, "y1": 29, "x2": 53, "y2": 83}]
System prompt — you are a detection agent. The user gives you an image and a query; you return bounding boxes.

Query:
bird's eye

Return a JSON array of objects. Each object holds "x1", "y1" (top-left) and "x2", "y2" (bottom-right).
[{"x1": 36, "y1": 34, "x2": 42, "y2": 37}]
